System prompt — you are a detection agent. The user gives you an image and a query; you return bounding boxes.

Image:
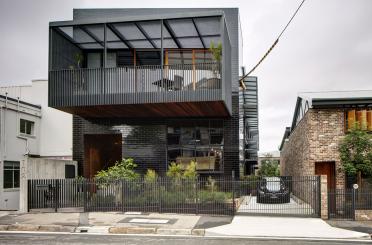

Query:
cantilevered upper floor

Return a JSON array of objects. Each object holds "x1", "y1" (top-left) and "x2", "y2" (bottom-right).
[{"x1": 48, "y1": 9, "x2": 237, "y2": 118}]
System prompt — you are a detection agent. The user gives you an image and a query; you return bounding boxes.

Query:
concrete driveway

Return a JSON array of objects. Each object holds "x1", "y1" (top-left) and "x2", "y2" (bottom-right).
[
  {"x1": 206, "y1": 216, "x2": 370, "y2": 239},
  {"x1": 237, "y1": 196, "x2": 315, "y2": 216}
]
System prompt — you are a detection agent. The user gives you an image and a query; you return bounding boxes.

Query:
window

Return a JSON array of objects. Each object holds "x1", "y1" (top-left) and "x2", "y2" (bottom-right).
[
  {"x1": 4, "y1": 161, "x2": 20, "y2": 189},
  {"x1": 167, "y1": 121, "x2": 223, "y2": 171},
  {"x1": 20, "y1": 119, "x2": 34, "y2": 136},
  {"x1": 65, "y1": 165, "x2": 76, "y2": 179},
  {"x1": 345, "y1": 109, "x2": 372, "y2": 131}
]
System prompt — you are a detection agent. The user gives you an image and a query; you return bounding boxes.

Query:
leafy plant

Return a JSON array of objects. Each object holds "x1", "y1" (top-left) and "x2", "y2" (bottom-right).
[
  {"x1": 144, "y1": 169, "x2": 157, "y2": 183},
  {"x1": 95, "y1": 158, "x2": 139, "y2": 182},
  {"x1": 199, "y1": 190, "x2": 232, "y2": 204},
  {"x1": 205, "y1": 176, "x2": 218, "y2": 192},
  {"x1": 257, "y1": 154, "x2": 280, "y2": 176},
  {"x1": 209, "y1": 41, "x2": 222, "y2": 62},
  {"x1": 166, "y1": 162, "x2": 183, "y2": 180},
  {"x1": 339, "y1": 124, "x2": 372, "y2": 177},
  {"x1": 183, "y1": 161, "x2": 198, "y2": 180}
]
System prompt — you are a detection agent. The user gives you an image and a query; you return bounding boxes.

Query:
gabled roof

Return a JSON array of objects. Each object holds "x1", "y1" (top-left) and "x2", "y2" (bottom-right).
[{"x1": 280, "y1": 90, "x2": 372, "y2": 151}]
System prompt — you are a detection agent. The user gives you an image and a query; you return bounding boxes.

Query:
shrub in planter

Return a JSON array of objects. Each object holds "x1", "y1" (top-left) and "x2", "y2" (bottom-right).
[{"x1": 199, "y1": 190, "x2": 232, "y2": 204}]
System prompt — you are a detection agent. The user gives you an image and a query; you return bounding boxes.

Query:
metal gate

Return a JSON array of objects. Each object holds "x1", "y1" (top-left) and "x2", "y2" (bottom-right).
[
  {"x1": 328, "y1": 189, "x2": 355, "y2": 220},
  {"x1": 235, "y1": 176, "x2": 321, "y2": 217}
]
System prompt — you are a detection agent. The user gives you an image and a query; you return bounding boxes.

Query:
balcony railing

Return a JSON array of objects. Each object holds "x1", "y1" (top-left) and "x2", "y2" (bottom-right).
[{"x1": 49, "y1": 63, "x2": 222, "y2": 107}]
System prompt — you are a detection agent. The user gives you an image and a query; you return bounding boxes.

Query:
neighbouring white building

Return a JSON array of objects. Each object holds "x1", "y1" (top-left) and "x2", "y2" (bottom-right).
[
  {"x1": 0, "y1": 95, "x2": 41, "y2": 209},
  {"x1": 0, "y1": 80, "x2": 72, "y2": 158},
  {"x1": 0, "y1": 80, "x2": 74, "y2": 210}
]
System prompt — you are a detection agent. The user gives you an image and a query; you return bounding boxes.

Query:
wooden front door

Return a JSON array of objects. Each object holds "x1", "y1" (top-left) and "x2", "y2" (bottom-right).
[
  {"x1": 84, "y1": 134, "x2": 122, "y2": 179},
  {"x1": 315, "y1": 161, "x2": 336, "y2": 190}
]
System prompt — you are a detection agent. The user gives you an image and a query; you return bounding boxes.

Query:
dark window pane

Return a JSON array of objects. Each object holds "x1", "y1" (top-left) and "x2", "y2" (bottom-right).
[
  {"x1": 167, "y1": 135, "x2": 180, "y2": 145},
  {"x1": 65, "y1": 165, "x2": 76, "y2": 179},
  {"x1": 195, "y1": 127, "x2": 209, "y2": 145},
  {"x1": 136, "y1": 51, "x2": 161, "y2": 65},
  {"x1": 167, "y1": 148, "x2": 181, "y2": 162},
  {"x1": 180, "y1": 127, "x2": 194, "y2": 145},
  {"x1": 210, "y1": 135, "x2": 223, "y2": 145},
  {"x1": 4, "y1": 170, "x2": 13, "y2": 188},
  {"x1": 20, "y1": 119, "x2": 25, "y2": 134},
  {"x1": 117, "y1": 50, "x2": 134, "y2": 66},
  {"x1": 13, "y1": 169, "x2": 20, "y2": 188},
  {"x1": 26, "y1": 122, "x2": 32, "y2": 135}
]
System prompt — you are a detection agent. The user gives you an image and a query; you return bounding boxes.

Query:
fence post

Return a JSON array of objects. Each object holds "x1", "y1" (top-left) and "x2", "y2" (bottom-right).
[
  {"x1": 320, "y1": 175, "x2": 328, "y2": 219},
  {"x1": 195, "y1": 180, "x2": 199, "y2": 215},
  {"x1": 159, "y1": 178, "x2": 162, "y2": 213},
  {"x1": 121, "y1": 180, "x2": 125, "y2": 213},
  {"x1": 54, "y1": 179, "x2": 59, "y2": 212},
  {"x1": 352, "y1": 187, "x2": 356, "y2": 221},
  {"x1": 232, "y1": 171, "x2": 235, "y2": 215},
  {"x1": 83, "y1": 179, "x2": 87, "y2": 212},
  {"x1": 318, "y1": 176, "x2": 321, "y2": 217}
]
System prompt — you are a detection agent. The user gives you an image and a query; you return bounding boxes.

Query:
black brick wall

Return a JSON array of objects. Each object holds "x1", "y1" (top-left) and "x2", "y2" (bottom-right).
[{"x1": 73, "y1": 94, "x2": 239, "y2": 177}]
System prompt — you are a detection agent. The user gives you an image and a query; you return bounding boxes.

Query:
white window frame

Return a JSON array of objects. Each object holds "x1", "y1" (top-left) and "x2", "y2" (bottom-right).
[
  {"x1": 3, "y1": 161, "x2": 20, "y2": 190},
  {"x1": 19, "y1": 118, "x2": 35, "y2": 136}
]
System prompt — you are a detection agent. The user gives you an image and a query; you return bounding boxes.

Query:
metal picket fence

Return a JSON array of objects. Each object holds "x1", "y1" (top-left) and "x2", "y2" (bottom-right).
[
  {"x1": 28, "y1": 178, "x2": 235, "y2": 215},
  {"x1": 28, "y1": 176, "x2": 322, "y2": 217},
  {"x1": 328, "y1": 188, "x2": 372, "y2": 220}
]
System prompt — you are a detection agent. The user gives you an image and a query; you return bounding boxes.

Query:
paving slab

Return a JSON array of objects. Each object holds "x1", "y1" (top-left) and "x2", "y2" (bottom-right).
[
  {"x1": 327, "y1": 220, "x2": 372, "y2": 235},
  {"x1": 206, "y1": 216, "x2": 371, "y2": 239},
  {"x1": 237, "y1": 196, "x2": 314, "y2": 216}
]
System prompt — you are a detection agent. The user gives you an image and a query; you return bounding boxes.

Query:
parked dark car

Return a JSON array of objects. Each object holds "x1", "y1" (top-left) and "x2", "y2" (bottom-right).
[{"x1": 257, "y1": 177, "x2": 290, "y2": 204}]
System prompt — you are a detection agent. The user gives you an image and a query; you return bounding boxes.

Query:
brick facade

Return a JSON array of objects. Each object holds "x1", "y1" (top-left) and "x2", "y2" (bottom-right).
[
  {"x1": 73, "y1": 94, "x2": 240, "y2": 178},
  {"x1": 281, "y1": 108, "x2": 346, "y2": 189}
]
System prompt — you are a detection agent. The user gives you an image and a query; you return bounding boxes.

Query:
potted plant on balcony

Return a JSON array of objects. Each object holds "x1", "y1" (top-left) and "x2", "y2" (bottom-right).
[
  {"x1": 69, "y1": 53, "x2": 85, "y2": 92},
  {"x1": 209, "y1": 41, "x2": 222, "y2": 79}
]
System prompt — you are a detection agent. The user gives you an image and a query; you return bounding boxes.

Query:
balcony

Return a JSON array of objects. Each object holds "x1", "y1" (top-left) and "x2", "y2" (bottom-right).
[
  {"x1": 49, "y1": 13, "x2": 232, "y2": 118},
  {"x1": 49, "y1": 63, "x2": 229, "y2": 117}
]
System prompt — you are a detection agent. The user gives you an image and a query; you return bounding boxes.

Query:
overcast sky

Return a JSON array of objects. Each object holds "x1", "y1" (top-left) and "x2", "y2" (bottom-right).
[{"x1": 0, "y1": 0, "x2": 371, "y2": 152}]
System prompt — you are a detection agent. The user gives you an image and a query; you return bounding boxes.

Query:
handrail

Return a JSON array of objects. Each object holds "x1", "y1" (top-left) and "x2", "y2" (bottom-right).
[{"x1": 49, "y1": 62, "x2": 222, "y2": 106}]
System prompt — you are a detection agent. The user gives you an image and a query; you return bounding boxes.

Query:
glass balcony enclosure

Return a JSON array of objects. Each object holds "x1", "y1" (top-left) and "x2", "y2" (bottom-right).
[{"x1": 49, "y1": 14, "x2": 232, "y2": 118}]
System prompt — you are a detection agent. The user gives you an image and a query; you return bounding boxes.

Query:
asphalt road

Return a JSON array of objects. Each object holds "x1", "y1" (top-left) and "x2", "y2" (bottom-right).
[{"x1": 0, "y1": 233, "x2": 371, "y2": 245}]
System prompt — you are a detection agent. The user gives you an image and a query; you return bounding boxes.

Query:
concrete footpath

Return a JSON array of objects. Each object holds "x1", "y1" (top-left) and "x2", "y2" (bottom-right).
[
  {"x1": 0, "y1": 211, "x2": 371, "y2": 240},
  {"x1": 0, "y1": 211, "x2": 231, "y2": 236},
  {"x1": 206, "y1": 216, "x2": 371, "y2": 239}
]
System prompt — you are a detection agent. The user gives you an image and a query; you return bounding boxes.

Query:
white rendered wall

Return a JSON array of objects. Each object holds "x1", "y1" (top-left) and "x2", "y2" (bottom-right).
[
  {"x1": 0, "y1": 99, "x2": 41, "y2": 210},
  {"x1": 0, "y1": 80, "x2": 72, "y2": 158}
]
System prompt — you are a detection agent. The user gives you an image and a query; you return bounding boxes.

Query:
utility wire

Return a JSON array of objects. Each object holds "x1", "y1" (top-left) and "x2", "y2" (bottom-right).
[{"x1": 240, "y1": 0, "x2": 307, "y2": 85}]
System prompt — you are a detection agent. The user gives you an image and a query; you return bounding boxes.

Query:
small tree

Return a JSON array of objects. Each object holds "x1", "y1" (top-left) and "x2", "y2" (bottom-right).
[
  {"x1": 94, "y1": 158, "x2": 139, "y2": 205},
  {"x1": 95, "y1": 158, "x2": 139, "y2": 182},
  {"x1": 209, "y1": 41, "x2": 222, "y2": 62},
  {"x1": 166, "y1": 162, "x2": 183, "y2": 180},
  {"x1": 257, "y1": 154, "x2": 280, "y2": 176},
  {"x1": 209, "y1": 41, "x2": 222, "y2": 78},
  {"x1": 183, "y1": 161, "x2": 198, "y2": 180},
  {"x1": 339, "y1": 125, "x2": 372, "y2": 177},
  {"x1": 144, "y1": 169, "x2": 157, "y2": 183}
]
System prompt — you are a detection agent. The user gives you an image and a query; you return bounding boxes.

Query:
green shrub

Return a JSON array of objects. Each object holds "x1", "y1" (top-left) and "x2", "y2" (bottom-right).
[
  {"x1": 166, "y1": 162, "x2": 183, "y2": 180},
  {"x1": 144, "y1": 169, "x2": 157, "y2": 183},
  {"x1": 205, "y1": 176, "x2": 218, "y2": 192},
  {"x1": 199, "y1": 190, "x2": 232, "y2": 204},
  {"x1": 95, "y1": 158, "x2": 139, "y2": 183},
  {"x1": 183, "y1": 161, "x2": 198, "y2": 180}
]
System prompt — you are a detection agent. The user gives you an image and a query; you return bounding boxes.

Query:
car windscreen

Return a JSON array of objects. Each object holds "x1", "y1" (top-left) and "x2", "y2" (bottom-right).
[{"x1": 265, "y1": 178, "x2": 281, "y2": 192}]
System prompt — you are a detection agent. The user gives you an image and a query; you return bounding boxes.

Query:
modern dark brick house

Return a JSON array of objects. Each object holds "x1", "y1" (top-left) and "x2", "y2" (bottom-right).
[
  {"x1": 280, "y1": 91, "x2": 372, "y2": 189},
  {"x1": 48, "y1": 8, "x2": 258, "y2": 178}
]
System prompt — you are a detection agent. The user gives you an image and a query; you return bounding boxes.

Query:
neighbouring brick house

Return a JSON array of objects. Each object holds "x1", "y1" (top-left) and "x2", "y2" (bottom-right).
[{"x1": 280, "y1": 91, "x2": 372, "y2": 189}]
